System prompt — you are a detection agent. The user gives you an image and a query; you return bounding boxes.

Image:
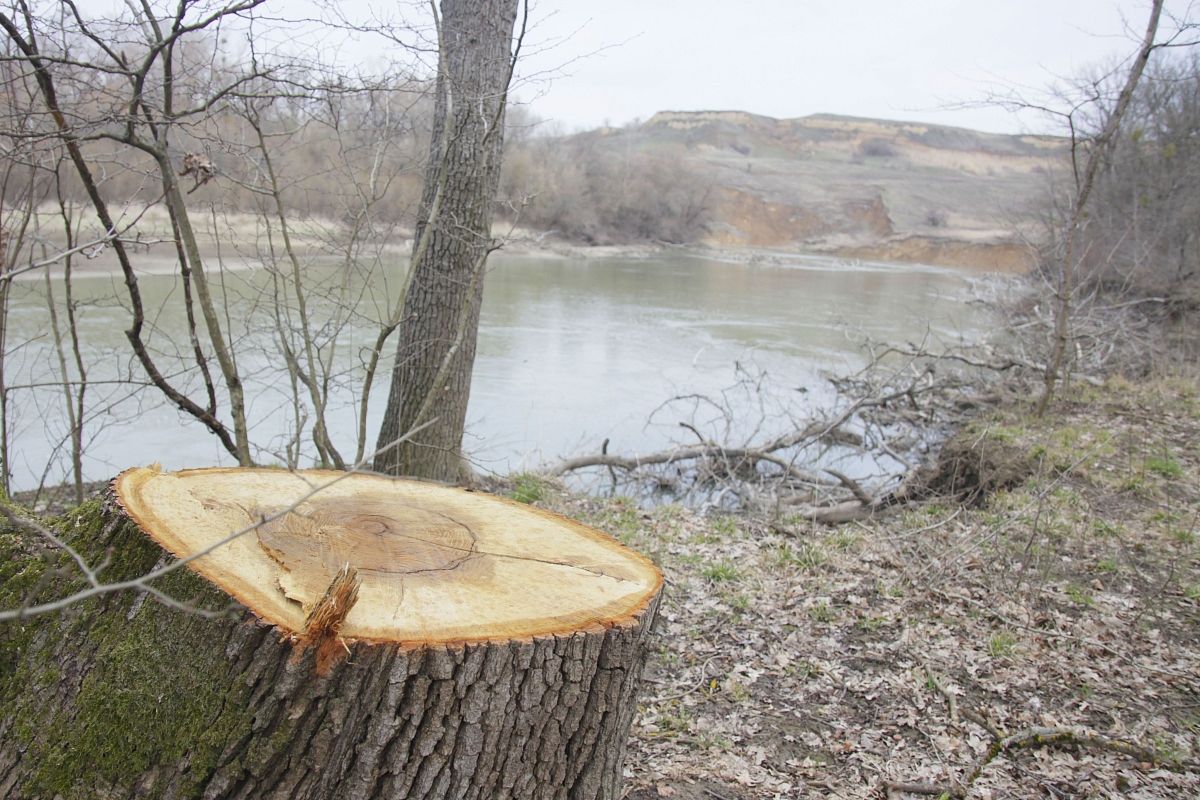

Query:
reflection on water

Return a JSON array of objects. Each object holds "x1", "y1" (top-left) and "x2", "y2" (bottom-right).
[{"x1": 3, "y1": 252, "x2": 990, "y2": 491}]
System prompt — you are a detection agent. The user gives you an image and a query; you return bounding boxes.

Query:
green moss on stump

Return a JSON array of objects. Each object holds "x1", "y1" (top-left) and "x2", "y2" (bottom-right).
[
  {"x1": 1, "y1": 496, "x2": 256, "y2": 799},
  {"x1": 0, "y1": 530, "x2": 48, "y2": 705}
]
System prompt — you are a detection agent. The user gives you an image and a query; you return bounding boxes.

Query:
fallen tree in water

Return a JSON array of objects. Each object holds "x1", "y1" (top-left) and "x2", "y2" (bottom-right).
[{"x1": 542, "y1": 345, "x2": 1027, "y2": 524}]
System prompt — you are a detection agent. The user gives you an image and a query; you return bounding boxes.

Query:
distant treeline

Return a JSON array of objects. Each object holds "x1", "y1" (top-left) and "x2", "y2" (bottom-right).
[
  {"x1": 497, "y1": 114, "x2": 712, "y2": 245},
  {"x1": 6, "y1": 74, "x2": 711, "y2": 248},
  {"x1": 0, "y1": 37, "x2": 437, "y2": 232}
]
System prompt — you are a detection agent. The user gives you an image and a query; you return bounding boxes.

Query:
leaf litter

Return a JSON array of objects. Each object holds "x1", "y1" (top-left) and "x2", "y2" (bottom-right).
[{"x1": 538, "y1": 377, "x2": 1200, "y2": 799}]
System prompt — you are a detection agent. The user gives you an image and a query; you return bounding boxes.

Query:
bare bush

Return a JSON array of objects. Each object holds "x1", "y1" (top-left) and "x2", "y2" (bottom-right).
[
  {"x1": 500, "y1": 134, "x2": 712, "y2": 244},
  {"x1": 856, "y1": 137, "x2": 898, "y2": 158}
]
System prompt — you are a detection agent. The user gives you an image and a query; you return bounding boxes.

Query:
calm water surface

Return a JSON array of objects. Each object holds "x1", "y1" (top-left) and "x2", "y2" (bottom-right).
[{"x1": 4, "y1": 252, "x2": 991, "y2": 491}]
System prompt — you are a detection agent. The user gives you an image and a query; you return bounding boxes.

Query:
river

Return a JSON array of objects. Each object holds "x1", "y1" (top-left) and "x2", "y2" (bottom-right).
[{"x1": 3, "y1": 251, "x2": 993, "y2": 493}]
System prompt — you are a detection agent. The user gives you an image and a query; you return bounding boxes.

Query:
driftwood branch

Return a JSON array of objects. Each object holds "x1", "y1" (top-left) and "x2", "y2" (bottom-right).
[
  {"x1": 541, "y1": 362, "x2": 956, "y2": 515},
  {"x1": 785, "y1": 464, "x2": 927, "y2": 524},
  {"x1": 544, "y1": 443, "x2": 831, "y2": 487},
  {"x1": 542, "y1": 336, "x2": 1025, "y2": 524},
  {"x1": 824, "y1": 468, "x2": 873, "y2": 504},
  {"x1": 888, "y1": 726, "x2": 1185, "y2": 798}
]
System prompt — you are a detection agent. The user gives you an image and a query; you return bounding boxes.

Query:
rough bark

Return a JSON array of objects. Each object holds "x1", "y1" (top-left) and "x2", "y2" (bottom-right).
[
  {"x1": 374, "y1": 0, "x2": 519, "y2": 482},
  {"x1": 0, "y1": 473, "x2": 660, "y2": 800}
]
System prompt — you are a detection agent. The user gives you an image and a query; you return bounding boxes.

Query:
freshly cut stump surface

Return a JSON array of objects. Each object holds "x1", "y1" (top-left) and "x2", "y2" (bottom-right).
[
  {"x1": 0, "y1": 467, "x2": 661, "y2": 800},
  {"x1": 114, "y1": 467, "x2": 660, "y2": 646}
]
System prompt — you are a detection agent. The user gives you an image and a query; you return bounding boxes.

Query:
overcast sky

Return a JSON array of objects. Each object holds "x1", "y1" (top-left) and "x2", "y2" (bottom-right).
[{"x1": 503, "y1": 0, "x2": 1195, "y2": 135}]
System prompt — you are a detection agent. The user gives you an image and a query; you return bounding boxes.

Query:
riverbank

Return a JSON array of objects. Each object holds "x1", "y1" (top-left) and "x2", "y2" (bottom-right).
[
  {"x1": 497, "y1": 229, "x2": 1033, "y2": 275},
  {"x1": 17, "y1": 204, "x2": 1029, "y2": 282},
  {"x1": 508, "y1": 375, "x2": 1200, "y2": 799}
]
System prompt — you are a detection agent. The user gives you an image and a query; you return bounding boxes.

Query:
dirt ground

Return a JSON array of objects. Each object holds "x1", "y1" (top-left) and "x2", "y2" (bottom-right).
[{"x1": 535, "y1": 376, "x2": 1200, "y2": 799}]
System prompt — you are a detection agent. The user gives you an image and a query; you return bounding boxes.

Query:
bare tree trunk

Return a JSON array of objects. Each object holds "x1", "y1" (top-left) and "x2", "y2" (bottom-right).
[
  {"x1": 0, "y1": 231, "x2": 10, "y2": 500},
  {"x1": 158, "y1": 158, "x2": 254, "y2": 466},
  {"x1": 49, "y1": 183, "x2": 88, "y2": 504},
  {"x1": 42, "y1": 253, "x2": 80, "y2": 501},
  {"x1": 374, "y1": 0, "x2": 521, "y2": 481}
]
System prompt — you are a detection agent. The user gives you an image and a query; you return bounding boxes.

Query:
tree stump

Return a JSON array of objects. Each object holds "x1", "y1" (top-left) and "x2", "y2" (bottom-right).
[{"x1": 0, "y1": 468, "x2": 662, "y2": 800}]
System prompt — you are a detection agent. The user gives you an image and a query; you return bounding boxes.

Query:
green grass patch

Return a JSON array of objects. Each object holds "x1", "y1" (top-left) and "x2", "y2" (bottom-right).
[
  {"x1": 1145, "y1": 455, "x2": 1184, "y2": 479},
  {"x1": 722, "y1": 591, "x2": 751, "y2": 610},
  {"x1": 710, "y1": 516, "x2": 738, "y2": 536},
  {"x1": 1065, "y1": 583, "x2": 1095, "y2": 607},
  {"x1": 830, "y1": 531, "x2": 860, "y2": 550},
  {"x1": 702, "y1": 560, "x2": 740, "y2": 582},
  {"x1": 594, "y1": 500, "x2": 644, "y2": 545},
  {"x1": 987, "y1": 631, "x2": 1020, "y2": 658},
  {"x1": 808, "y1": 602, "x2": 834, "y2": 623},
  {"x1": 723, "y1": 679, "x2": 752, "y2": 703},
  {"x1": 983, "y1": 424, "x2": 1025, "y2": 444},
  {"x1": 770, "y1": 541, "x2": 827, "y2": 571},
  {"x1": 856, "y1": 614, "x2": 888, "y2": 632},
  {"x1": 508, "y1": 473, "x2": 547, "y2": 504}
]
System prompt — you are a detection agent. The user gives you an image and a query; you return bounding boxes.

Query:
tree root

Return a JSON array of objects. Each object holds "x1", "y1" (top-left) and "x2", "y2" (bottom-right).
[{"x1": 888, "y1": 665, "x2": 1195, "y2": 797}]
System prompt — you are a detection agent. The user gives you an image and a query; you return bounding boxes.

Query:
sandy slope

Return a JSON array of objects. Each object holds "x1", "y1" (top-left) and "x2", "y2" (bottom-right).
[{"x1": 567, "y1": 111, "x2": 1066, "y2": 271}]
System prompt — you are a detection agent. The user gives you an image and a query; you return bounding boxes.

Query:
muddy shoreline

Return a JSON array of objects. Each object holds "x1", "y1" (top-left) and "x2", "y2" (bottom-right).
[{"x1": 14, "y1": 210, "x2": 1030, "y2": 282}]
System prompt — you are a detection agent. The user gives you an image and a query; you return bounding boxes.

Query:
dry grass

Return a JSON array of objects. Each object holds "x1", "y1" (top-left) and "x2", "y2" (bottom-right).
[{"x1": 534, "y1": 376, "x2": 1200, "y2": 799}]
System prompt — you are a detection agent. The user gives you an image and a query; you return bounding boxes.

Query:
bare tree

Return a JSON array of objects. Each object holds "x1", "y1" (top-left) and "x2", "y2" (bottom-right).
[
  {"x1": 0, "y1": 0, "x2": 267, "y2": 461},
  {"x1": 41, "y1": 177, "x2": 87, "y2": 504},
  {"x1": 1034, "y1": 0, "x2": 1164, "y2": 414},
  {"x1": 0, "y1": 2, "x2": 436, "y2": 491},
  {"x1": 1064, "y1": 53, "x2": 1200, "y2": 362},
  {"x1": 374, "y1": 0, "x2": 524, "y2": 481}
]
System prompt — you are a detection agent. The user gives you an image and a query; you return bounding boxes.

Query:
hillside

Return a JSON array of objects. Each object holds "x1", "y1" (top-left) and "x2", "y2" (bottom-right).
[{"x1": 514, "y1": 111, "x2": 1067, "y2": 271}]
